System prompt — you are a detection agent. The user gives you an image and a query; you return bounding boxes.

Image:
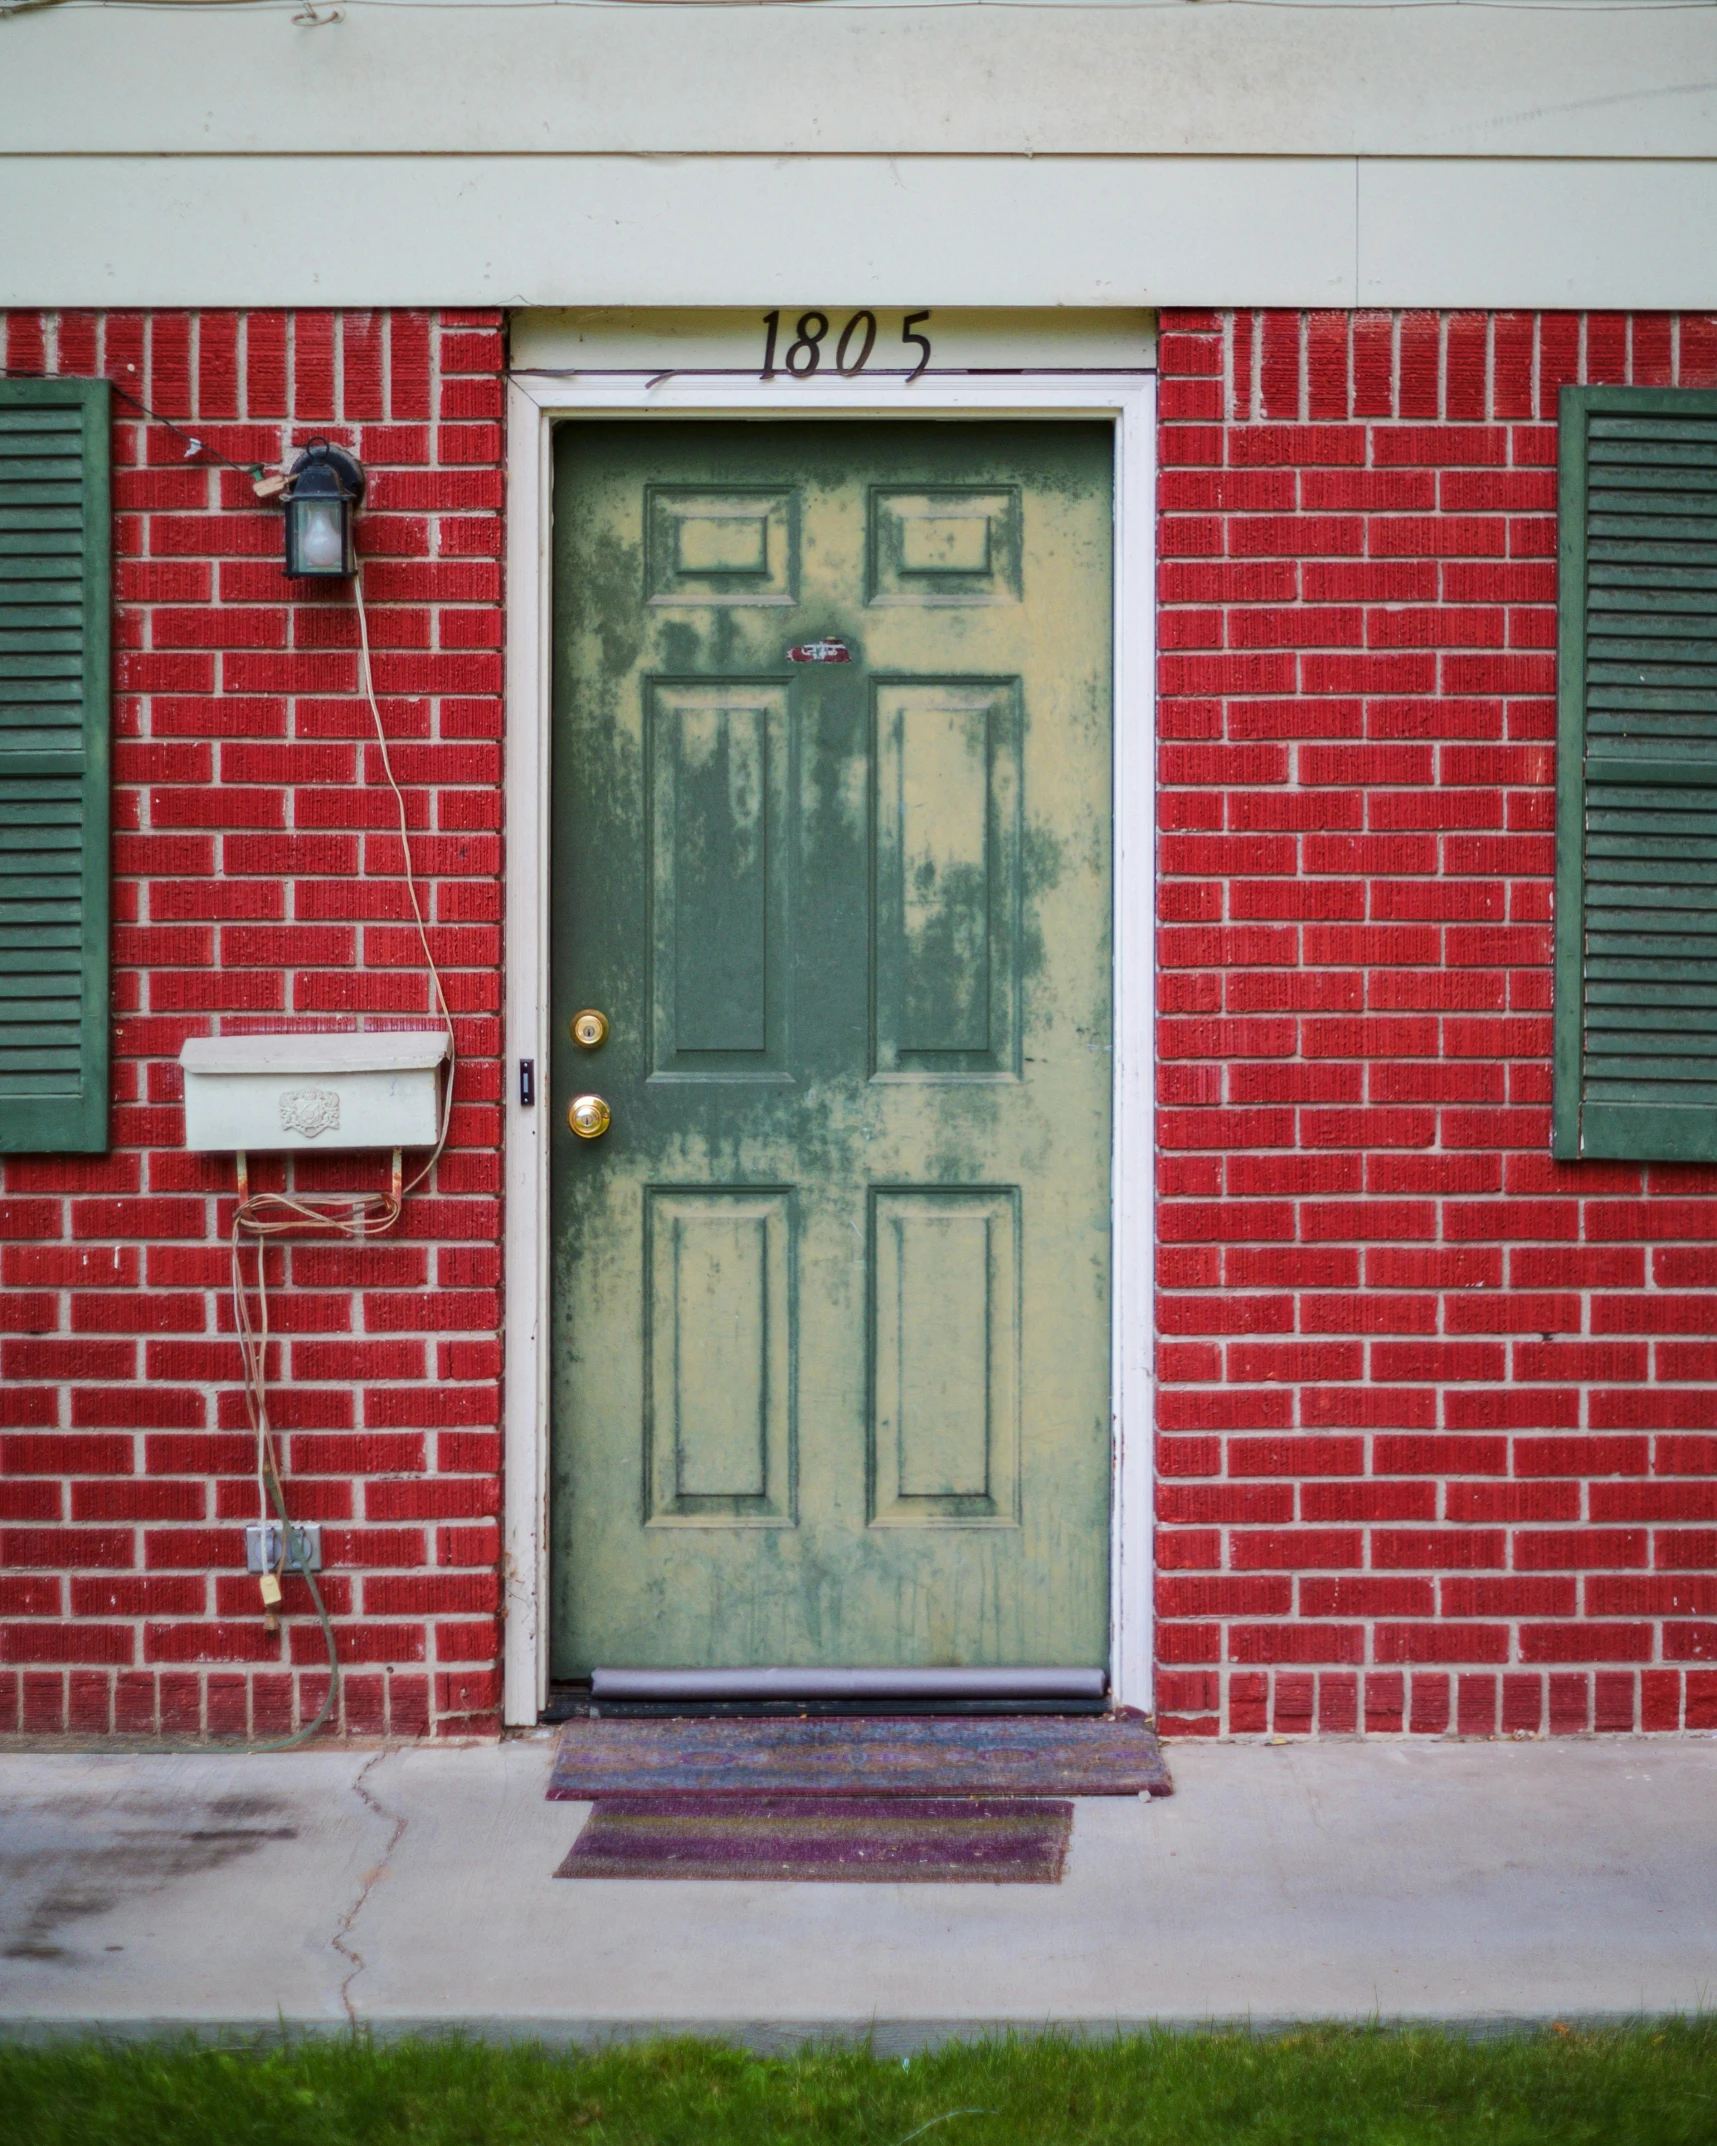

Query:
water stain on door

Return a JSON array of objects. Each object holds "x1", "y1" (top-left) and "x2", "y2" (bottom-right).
[{"x1": 550, "y1": 420, "x2": 1113, "y2": 1676}]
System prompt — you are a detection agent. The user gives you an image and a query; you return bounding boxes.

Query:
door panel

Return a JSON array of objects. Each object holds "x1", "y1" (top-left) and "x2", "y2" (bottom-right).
[
  {"x1": 870, "y1": 487, "x2": 1022, "y2": 605},
  {"x1": 647, "y1": 681, "x2": 790, "y2": 1073},
  {"x1": 871, "y1": 1186, "x2": 1018, "y2": 1527},
  {"x1": 646, "y1": 1187, "x2": 793, "y2": 1525},
  {"x1": 550, "y1": 420, "x2": 1112, "y2": 1676},
  {"x1": 873, "y1": 680, "x2": 1020, "y2": 1074}
]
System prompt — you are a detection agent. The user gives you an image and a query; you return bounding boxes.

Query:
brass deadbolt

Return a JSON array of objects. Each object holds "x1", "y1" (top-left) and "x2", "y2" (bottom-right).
[
  {"x1": 571, "y1": 1008, "x2": 610, "y2": 1050},
  {"x1": 568, "y1": 1093, "x2": 611, "y2": 1140}
]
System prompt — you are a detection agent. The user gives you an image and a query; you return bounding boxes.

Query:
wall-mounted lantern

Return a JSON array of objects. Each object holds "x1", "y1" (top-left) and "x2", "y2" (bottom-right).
[{"x1": 283, "y1": 439, "x2": 366, "y2": 578}]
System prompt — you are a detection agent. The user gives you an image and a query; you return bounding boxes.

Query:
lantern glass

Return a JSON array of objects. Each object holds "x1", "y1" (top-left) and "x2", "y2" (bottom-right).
[
  {"x1": 282, "y1": 440, "x2": 364, "y2": 580},
  {"x1": 287, "y1": 494, "x2": 350, "y2": 578}
]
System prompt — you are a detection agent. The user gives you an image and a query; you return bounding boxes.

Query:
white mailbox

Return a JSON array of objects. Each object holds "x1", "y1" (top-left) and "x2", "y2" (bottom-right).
[{"x1": 178, "y1": 1031, "x2": 448, "y2": 1154}]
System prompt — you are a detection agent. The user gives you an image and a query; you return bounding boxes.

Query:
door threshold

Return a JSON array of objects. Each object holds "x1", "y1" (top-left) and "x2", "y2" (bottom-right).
[
  {"x1": 593, "y1": 1665, "x2": 1109, "y2": 1704},
  {"x1": 541, "y1": 1688, "x2": 1112, "y2": 1724}
]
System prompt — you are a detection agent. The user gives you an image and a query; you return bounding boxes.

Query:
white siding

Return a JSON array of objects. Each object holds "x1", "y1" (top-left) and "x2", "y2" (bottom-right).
[{"x1": 4, "y1": 6, "x2": 1714, "y2": 158}]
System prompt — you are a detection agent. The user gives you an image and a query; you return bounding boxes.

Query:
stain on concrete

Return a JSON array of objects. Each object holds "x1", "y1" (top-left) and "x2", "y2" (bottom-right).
[{"x1": 0, "y1": 1790, "x2": 298, "y2": 1965}]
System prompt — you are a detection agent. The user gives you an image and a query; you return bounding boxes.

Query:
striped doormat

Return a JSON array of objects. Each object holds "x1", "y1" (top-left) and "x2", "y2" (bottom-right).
[{"x1": 555, "y1": 1794, "x2": 1074, "y2": 1883}]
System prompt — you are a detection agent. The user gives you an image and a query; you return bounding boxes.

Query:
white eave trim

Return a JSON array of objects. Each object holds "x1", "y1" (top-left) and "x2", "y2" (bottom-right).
[{"x1": 5, "y1": 157, "x2": 1717, "y2": 310}]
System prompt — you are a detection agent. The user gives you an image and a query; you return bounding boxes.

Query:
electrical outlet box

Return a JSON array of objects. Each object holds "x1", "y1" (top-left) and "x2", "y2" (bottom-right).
[
  {"x1": 245, "y1": 1521, "x2": 323, "y2": 1574},
  {"x1": 179, "y1": 1032, "x2": 447, "y2": 1153}
]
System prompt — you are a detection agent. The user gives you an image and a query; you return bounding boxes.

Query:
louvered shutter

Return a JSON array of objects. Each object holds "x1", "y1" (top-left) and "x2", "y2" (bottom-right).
[
  {"x1": 1555, "y1": 386, "x2": 1717, "y2": 1160},
  {"x1": 0, "y1": 379, "x2": 110, "y2": 1153}
]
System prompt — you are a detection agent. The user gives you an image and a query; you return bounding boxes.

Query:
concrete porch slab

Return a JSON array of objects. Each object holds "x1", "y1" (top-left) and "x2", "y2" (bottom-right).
[{"x1": 1, "y1": 1735, "x2": 1713, "y2": 2047}]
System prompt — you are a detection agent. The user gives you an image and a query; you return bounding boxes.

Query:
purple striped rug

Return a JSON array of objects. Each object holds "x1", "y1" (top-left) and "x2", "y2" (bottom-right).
[
  {"x1": 555, "y1": 1795, "x2": 1073, "y2": 1883},
  {"x1": 548, "y1": 1712, "x2": 1171, "y2": 1799}
]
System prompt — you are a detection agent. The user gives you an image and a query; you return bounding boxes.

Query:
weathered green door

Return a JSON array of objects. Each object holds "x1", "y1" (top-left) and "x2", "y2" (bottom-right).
[{"x1": 550, "y1": 421, "x2": 1112, "y2": 1677}]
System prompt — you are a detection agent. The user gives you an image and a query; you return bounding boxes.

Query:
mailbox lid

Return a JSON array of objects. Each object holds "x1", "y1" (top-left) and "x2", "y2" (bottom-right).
[{"x1": 179, "y1": 1031, "x2": 448, "y2": 1077}]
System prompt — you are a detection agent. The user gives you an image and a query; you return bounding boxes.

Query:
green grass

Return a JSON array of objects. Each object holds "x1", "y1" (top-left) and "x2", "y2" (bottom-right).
[{"x1": 1, "y1": 2025, "x2": 1713, "y2": 2146}]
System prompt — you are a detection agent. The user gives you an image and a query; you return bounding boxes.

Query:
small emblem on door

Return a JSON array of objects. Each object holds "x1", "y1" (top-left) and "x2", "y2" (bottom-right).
[{"x1": 787, "y1": 638, "x2": 851, "y2": 664}]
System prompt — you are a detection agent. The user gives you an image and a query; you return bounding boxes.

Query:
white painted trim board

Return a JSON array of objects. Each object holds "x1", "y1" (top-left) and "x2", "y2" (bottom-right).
[
  {"x1": 10, "y1": 157, "x2": 1717, "y2": 309},
  {"x1": 503, "y1": 369, "x2": 1157, "y2": 1724}
]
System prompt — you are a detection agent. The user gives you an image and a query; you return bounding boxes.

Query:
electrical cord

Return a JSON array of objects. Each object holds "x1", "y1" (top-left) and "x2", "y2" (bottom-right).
[
  {"x1": 219, "y1": 563, "x2": 457, "y2": 1752},
  {"x1": 0, "y1": 368, "x2": 281, "y2": 472},
  {"x1": 108, "y1": 379, "x2": 270, "y2": 474},
  {"x1": 10, "y1": 0, "x2": 1717, "y2": 17},
  {"x1": 0, "y1": 368, "x2": 457, "y2": 1748},
  {"x1": 0, "y1": 372, "x2": 280, "y2": 471}
]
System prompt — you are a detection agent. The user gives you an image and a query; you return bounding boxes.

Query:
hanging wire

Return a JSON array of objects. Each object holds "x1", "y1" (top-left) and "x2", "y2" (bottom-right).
[
  {"x1": 7, "y1": 0, "x2": 1717, "y2": 18},
  {"x1": 223, "y1": 563, "x2": 458, "y2": 1750},
  {"x1": 108, "y1": 378, "x2": 271, "y2": 475},
  {"x1": 1, "y1": 362, "x2": 453, "y2": 1748},
  {"x1": 0, "y1": 366, "x2": 273, "y2": 474}
]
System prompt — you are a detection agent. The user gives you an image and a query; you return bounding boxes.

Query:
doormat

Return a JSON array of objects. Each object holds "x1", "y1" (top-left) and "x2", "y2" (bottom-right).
[
  {"x1": 555, "y1": 1794, "x2": 1073, "y2": 1883},
  {"x1": 548, "y1": 1712, "x2": 1171, "y2": 1800}
]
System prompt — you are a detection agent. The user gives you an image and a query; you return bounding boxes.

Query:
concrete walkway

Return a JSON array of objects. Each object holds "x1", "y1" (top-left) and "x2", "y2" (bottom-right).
[{"x1": 1, "y1": 1734, "x2": 1713, "y2": 2046}]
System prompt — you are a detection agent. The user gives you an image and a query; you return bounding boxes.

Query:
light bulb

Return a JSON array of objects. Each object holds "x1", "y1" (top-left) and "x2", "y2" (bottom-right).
[{"x1": 297, "y1": 500, "x2": 345, "y2": 572}]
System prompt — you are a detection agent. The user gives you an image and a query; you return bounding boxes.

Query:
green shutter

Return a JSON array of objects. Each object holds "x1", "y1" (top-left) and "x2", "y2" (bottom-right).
[{"x1": 0, "y1": 378, "x2": 110, "y2": 1154}]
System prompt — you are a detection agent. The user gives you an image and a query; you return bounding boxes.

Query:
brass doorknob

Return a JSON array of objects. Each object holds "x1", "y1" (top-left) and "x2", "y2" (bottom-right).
[
  {"x1": 571, "y1": 1008, "x2": 609, "y2": 1050},
  {"x1": 568, "y1": 1094, "x2": 611, "y2": 1140}
]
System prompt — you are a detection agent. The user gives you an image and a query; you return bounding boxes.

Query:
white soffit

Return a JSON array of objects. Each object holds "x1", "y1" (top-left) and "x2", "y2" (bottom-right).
[
  {"x1": 2, "y1": 5, "x2": 1715, "y2": 159},
  {"x1": 510, "y1": 310, "x2": 1158, "y2": 376},
  {"x1": 3, "y1": 154, "x2": 1715, "y2": 311}
]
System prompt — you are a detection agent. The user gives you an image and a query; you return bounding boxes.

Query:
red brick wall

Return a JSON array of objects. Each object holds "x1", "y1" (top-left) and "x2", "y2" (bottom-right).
[
  {"x1": 1154, "y1": 310, "x2": 1717, "y2": 1739},
  {"x1": 0, "y1": 309, "x2": 506, "y2": 1741},
  {"x1": 6, "y1": 302, "x2": 1716, "y2": 1743}
]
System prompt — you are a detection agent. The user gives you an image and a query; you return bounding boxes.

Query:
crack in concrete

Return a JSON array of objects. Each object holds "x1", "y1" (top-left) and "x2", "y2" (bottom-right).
[{"x1": 331, "y1": 1749, "x2": 407, "y2": 2029}]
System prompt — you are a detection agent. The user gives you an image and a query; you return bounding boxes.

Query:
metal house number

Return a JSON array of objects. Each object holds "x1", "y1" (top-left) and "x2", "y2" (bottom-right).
[{"x1": 761, "y1": 310, "x2": 933, "y2": 382}]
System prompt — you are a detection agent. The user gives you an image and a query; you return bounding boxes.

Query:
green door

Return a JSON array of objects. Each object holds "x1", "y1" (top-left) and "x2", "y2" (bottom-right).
[{"x1": 549, "y1": 420, "x2": 1112, "y2": 1677}]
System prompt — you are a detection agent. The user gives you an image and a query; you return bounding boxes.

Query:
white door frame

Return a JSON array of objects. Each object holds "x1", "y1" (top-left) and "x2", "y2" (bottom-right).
[{"x1": 502, "y1": 368, "x2": 1156, "y2": 1724}]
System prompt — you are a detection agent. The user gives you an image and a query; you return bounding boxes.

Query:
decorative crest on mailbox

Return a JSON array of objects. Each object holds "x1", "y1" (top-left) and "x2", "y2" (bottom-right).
[{"x1": 279, "y1": 1088, "x2": 341, "y2": 1140}]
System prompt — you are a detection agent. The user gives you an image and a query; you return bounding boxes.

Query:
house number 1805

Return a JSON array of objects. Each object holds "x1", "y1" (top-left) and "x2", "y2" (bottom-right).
[{"x1": 761, "y1": 310, "x2": 933, "y2": 382}]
